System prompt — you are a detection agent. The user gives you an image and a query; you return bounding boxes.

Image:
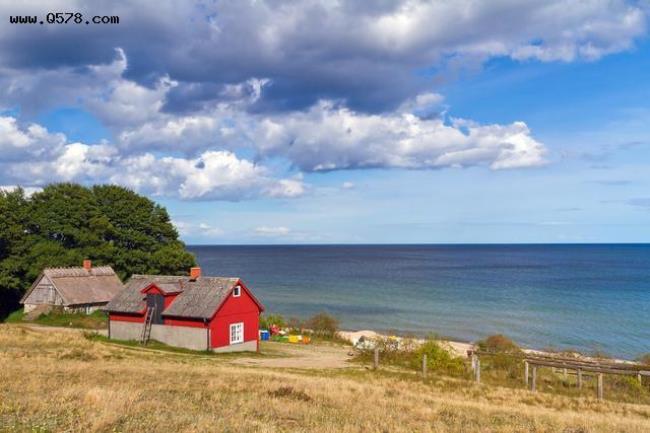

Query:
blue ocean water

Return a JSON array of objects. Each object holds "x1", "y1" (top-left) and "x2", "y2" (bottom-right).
[{"x1": 188, "y1": 244, "x2": 650, "y2": 358}]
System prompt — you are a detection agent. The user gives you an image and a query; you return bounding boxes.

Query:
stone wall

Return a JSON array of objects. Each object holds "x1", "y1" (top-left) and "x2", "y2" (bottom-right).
[
  {"x1": 109, "y1": 320, "x2": 209, "y2": 351},
  {"x1": 109, "y1": 320, "x2": 258, "y2": 352}
]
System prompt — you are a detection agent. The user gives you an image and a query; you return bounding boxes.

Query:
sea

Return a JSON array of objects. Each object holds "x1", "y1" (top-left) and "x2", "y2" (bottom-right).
[{"x1": 188, "y1": 244, "x2": 650, "y2": 359}]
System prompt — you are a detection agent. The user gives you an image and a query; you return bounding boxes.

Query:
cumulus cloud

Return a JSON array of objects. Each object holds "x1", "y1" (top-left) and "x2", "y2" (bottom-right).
[
  {"x1": 0, "y1": 1, "x2": 645, "y2": 113},
  {"x1": 113, "y1": 150, "x2": 304, "y2": 200},
  {"x1": 0, "y1": 1, "x2": 643, "y2": 200},
  {"x1": 0, "y1": 116, "x2": 306, "y2": 201},
  {"x1": 253, "y1": 100, "x2": 547, "y2": 171}
]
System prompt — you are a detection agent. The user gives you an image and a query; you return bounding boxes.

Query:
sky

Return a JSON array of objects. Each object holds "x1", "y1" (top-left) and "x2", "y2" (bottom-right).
[{"x1": 1, "y1": 0, "x2": 649, "y2": 244}]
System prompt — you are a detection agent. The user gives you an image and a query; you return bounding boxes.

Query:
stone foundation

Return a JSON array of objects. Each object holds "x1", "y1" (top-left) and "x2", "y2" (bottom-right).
[{"x1": 108, "y1": 320, "x2": 258, "y2": 352}]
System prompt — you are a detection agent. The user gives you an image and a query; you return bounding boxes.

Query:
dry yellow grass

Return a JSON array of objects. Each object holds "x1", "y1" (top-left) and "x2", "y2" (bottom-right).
[{"x1": 1, "y1": 324, "x2": 650, "y2": 433}]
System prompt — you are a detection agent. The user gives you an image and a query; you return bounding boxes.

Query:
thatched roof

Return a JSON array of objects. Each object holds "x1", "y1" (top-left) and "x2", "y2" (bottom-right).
[
  {"x1": 105, "y1": 274, "x2": 253, "y2": 320},
  {"x1": 21, "y1": 266, "x2": 124, "y2": 306}
]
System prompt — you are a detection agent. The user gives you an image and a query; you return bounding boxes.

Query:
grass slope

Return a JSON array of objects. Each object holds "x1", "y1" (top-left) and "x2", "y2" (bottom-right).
[
  {"x1": 1, "y1": 325, "x2": 649, "y2": 432},
  {"x1": 5, "y1": 308, "x2": 107, "y2": 329}
]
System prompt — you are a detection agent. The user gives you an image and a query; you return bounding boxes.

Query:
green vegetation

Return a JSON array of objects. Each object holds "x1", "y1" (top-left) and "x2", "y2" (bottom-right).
[
  {"x1": 6, "y1": 308, "x2": 107, "y2": 329},
  {"x1": 637, "y1": 353, "x2": 650, "y2": 365},
  {"x1": 260, "y1": 312, "x2": 347, "y2": 343},
  {"x1": 0, "y1": 183, "x2": 196, "y2": 319},
  {"x1": 304, "y1": 312, "x2": 339, "y2": 338},
  {"x1": 354, "y1": 335, "x2": 468, "y2": 378},
  {"x1": 259, "y1": 313, "x2": 287, "y2": 330},
  {"x1": 477, "y1": 334, "x2": 522, "y2": 354},
  {"x1": 351, "y1": 332, "x2": 650, "y2": 405}
]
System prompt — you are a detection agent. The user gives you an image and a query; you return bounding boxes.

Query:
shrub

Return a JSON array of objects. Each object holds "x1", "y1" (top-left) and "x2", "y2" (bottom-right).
[
  {"x1": 304, "y1": 312, "x2": 339, "y2": 338},
  {"x1": 477, "y1": 334, "x2": 521, "y2": 354},
  {"x1": 355, "y1": 336, "x2": 467, "y2": 377},
  {"x1": 287, "y1": 316, "x2": 305, "y2": 333},
  {"x1": 259, "y1": 313, "x2": 286, "y2": 330},
  {"x1": 476, "y1": 334, "x2": 522, "y2": 376},
  {"x1": 4, "y1": 308, "x2": 25, "y2": 323},
  {"x1": 410, "y1": 339, "x2": 466, "y2": 377},
  {"x1": 636, "y1": 353, "x2": 650, "y2": 365}
]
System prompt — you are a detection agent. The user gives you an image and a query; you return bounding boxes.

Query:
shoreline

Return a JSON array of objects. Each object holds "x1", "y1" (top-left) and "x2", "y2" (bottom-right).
[
  {"x1": 338, "y1": 329, "x2": 474, "y2": 358},
  {"x1": 337, "y1": 329, "x2": 639, "y2": 364}
]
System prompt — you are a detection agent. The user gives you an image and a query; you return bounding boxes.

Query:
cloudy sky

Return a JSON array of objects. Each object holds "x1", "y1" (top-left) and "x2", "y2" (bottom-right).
[{"x1": 1, "y1": 0, "x2": 649, "y2": 244}]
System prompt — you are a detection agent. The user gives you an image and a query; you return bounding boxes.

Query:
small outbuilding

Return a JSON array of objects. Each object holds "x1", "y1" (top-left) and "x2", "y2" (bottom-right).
[
  {"x1": 105, "y1": 267, "x2": 264, "y2": 352},
  {"x1": 21, "y1": 260, "x2": 124, "y2": 314}
]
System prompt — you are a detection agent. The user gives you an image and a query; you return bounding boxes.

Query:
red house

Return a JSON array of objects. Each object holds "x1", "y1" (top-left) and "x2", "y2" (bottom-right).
[{"x1": 105, "y1": 267, "x2": 264, "y2": 352}]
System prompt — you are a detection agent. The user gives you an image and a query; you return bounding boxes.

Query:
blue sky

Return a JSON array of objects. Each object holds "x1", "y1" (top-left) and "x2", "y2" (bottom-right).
[{"x1": 1, "y1": 1, "x2": 649, "y2": 244}]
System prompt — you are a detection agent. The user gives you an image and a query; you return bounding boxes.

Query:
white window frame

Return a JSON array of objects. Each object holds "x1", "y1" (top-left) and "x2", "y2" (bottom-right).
[
  {"x1": 232, "y1": 285, "x2": 241, "y2": 297},
  {"x1": 229, "y1": 322, "x2": 244, "y2": 345}
]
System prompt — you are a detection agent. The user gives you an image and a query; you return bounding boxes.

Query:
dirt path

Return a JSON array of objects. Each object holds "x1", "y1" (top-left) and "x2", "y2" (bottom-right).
[{"x1": 233, "y1": 341, "x2": 354, "y2": 369}]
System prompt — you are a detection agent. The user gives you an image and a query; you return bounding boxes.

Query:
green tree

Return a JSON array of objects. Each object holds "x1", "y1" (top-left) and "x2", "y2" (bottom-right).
[
  {"x1": 0, "y1": 183, "x2": 196, "y2": 318},
  {"x1": 0, "y1": 188, "x2": 31, "y2": 318}
]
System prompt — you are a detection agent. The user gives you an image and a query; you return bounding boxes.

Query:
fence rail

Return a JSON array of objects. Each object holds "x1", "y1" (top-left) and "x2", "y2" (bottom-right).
[
  {"x1": 469, "y1": 349, "x2": 649, "y2": 401},
  {"x1": 367, "y1": 347, "x2": 647, "y2": 401}
]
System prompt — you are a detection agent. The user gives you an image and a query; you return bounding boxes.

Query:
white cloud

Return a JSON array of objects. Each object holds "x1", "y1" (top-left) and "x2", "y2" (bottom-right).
[
  {"x1": 0, "y1": 116, "x2": 66, "y2": 161},
  {"x1": 254, "y1": 100, "x2": 547, "y2": 171},
  {"x1": 46, "y1": 53, "x2": 547, "y2": 173},
  {"x1": 341, "y1": 181, "x2": 355, "y2": 190},
  {"x1": 0, "y1": 185, "x2": 42, "y2": 197},
  {"x1": 0, "y1": 115, "x2": 306, "y2": 201},
  {"x1": 173, "y1": 220, "x2": 224, "y2": 237},
  {"x1": 254, "y1": 226, "x2": 291, "y2": 237}
]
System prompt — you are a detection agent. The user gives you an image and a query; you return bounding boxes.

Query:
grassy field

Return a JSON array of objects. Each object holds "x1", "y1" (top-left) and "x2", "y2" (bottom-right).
[
  {"x1": 2, "y1": 325, "x2": 650, "y2": 433},
  {"x1": 5, "y1": 308, "x2": 107, "y2": 329}
]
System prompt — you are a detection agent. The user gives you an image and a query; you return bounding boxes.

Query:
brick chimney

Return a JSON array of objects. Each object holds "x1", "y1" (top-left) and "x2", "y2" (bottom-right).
[
  {"x1": 83, "y1": 259, "x2": 92, "y2": 271},
  {"x1": 190, "y1": 266, "x2": 201, "y2": 280}
]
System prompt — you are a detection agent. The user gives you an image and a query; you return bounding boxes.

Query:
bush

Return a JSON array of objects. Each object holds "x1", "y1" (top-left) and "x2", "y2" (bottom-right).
[
  {"x1": 355, "y1": 336, "x2": 467, "y2": 377},
  {"x1": 410, "y1": 339, "x2": 466, "y2": 377},
  {"x1": 477, "y1": 334, "x2": 521, "y2": 354},
  {"x1": 4, "y1": 308, "x2": 25, "y2": 323},
  {"x1": 304, "y1": 312, "x2": 339, "y2": 338},
  {"x1": 259, "y1": 313, "x2": 286, "y2": 330},
  {"x1": 476, "y1": 334, "x2": 522, "y2": 377},
  {"x1": 636, "y1": 353, "x2": 650, "y2": 365}
]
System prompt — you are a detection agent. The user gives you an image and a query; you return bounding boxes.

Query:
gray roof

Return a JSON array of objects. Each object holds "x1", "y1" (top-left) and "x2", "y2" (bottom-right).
[
  {"x1": 21, "y1": 266, "x2": 123, "y2": 306},
  {"x1": 105, "y1": 274, "x2": 242, "y2": 320}
]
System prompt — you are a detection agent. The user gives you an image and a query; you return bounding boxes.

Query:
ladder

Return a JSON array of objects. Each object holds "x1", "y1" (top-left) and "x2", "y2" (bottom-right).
[{"x1": 140, "y1": 305, "x2": 155, "y2": 345}]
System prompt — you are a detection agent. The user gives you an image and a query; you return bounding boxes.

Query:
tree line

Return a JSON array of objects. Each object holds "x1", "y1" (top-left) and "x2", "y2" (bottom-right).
[{"x1": 0, "y1": 183, "x2": 196, "y2": 319}]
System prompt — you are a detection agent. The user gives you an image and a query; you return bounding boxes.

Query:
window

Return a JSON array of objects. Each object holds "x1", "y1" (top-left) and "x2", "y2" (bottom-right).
[
  {"x1": 229, "y1": 322, "x2": 244, "y2": 345},
  {"x1": 233, "y1": 285, "x2": 241, "y2": 297}
]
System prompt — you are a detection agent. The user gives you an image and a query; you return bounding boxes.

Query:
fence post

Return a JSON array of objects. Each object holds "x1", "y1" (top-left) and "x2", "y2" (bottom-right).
[
  {"x1": 597, "y1": 373, "x2": 603, "y2": 401},
  {"x1": 563, "y1": 368, "x2": 568, "y2": 380},
  {"x1": 422, "y1": 354, "x2": 427, "y2": 379},
  {"x1": 373, "y1": 347, "x2": 379, "y2": 370},
  {"x1": 577, "y1": 368, "x2": 582, "y2": 389},
  {"x1": 638, "y1": 373, "x2": 642, "y2": 386},
  {"x1": 524, "y1": 361, "x2": 529, "y2": 386},
  {"x1": 531, "y1": 366, "x2": 537, "y2": 392},
  {"x1": 471, "y1": 353, "x2": 477, "y2": 372},
  {"x1": 475, "y1": 356, "x2": 481, "y2": 383}
]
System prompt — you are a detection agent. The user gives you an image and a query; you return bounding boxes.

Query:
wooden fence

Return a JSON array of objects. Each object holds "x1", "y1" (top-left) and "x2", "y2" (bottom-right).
[
  {"x1": 368, "y1": 347, "x2": 649, "y2": 401},
  {"x1": 470, "y1": 350, "x2": 650, "y2": 401}
]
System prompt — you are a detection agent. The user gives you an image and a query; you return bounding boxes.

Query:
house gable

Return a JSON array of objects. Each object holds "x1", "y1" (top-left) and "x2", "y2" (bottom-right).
[
  {"x1": 210, "y1": 280, "x2": 264, "y2": 320},
  {"x1": 208, "y1": 280, "x2": 262, "y2": 349},
  {"x1": 21, "y1": 274, "x2": 67, "y2": 307}
]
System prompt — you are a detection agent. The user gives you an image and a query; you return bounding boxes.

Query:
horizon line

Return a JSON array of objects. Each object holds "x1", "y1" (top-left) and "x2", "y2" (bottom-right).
[{"x1": 186, "y1": 242, "x2": 650, "y2": 247}]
